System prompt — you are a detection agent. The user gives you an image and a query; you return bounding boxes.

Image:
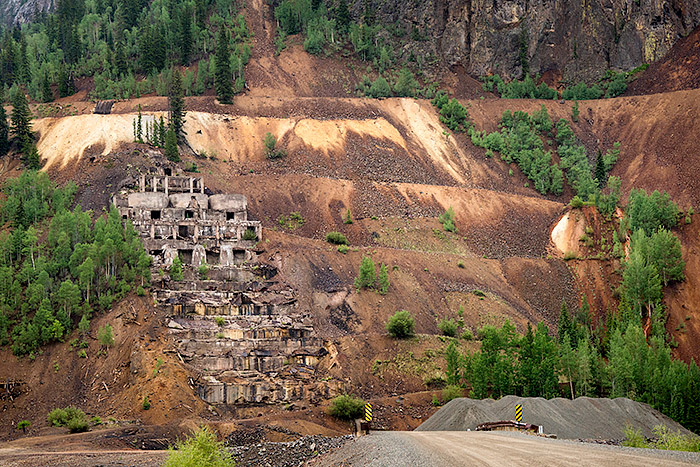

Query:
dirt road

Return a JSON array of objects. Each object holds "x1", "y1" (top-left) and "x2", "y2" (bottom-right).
[{"x1": 311, "y1": 431, "x2": 700, "y2": 466}]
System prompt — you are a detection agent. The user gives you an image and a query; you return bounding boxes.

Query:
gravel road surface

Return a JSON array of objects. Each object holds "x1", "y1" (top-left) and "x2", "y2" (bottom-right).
[{"x1": 310, "y1": 431, "x2": 700, "y2": 466}]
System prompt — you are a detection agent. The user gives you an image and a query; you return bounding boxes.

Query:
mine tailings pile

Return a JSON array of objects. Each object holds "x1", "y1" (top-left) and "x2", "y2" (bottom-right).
[
  {"x1": 114, "y1": 169, "x2": 343, "y2": 405},
  {"x1": 416, "y1": 395, "x2": 693, "y2": 440}
]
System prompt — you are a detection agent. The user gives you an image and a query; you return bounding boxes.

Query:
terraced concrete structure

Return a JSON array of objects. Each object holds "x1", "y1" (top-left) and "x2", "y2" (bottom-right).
[{"x1": 117, "y1": 171, "x2": 341, "y2": 405}]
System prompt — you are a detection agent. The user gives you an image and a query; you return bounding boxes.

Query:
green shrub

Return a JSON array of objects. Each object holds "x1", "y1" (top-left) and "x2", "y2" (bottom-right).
[
  {"x1": 328, "y1": 394, "x2": 365, "y2": 420},
  {"x1": 264, "y1": 132, "x2": 286, "y2": 159},
  {"x1": 163, "y1": 426, "x2": 234, "y2": 467},
  {"x1": 377, "y1": 263, "x2": 390, "y2": 295},
  {"x1": 441, "y1": 385, "x2": 463, "y2": 403},
  {"x1": 354, "y1": 256, "x2": 376, "y2": 290},
  {"x1": 432, "y1": 394, "x2": 441, "y2": 406},
  {"x1": 337, "y1": 244, "x2": 349, "y2": 254},
  {"x1": 461, "y1": 328, "x2": 474, "y2": 340},
  {"x1": 438, "y1": 318, "x2": 458, "y2": 337},
  {"x1": 78, "y1": 349, "x2": 87, "y2": 358},
  {"x1": 386, "y1": 310, "x2": 415, "y2": 338},
  {"x1": 651, "y1": 425, "x2": 700, "y2": 452},
  {"x1": 136, "y1": 286, "x2": 146, "y2": 296},
  {"x1": 17, "y1": 420, "x2": 30, "y2": 433},
  {"x1": 214, "y1": 317, "x2": 226, "y2": 327},
  {"x1": 142, "y1": 395, "x2": 151, "y2": 410},
  {"x1": 326, "y1": 232, "x2": 348, "y2": 245},
  {"x1": 344, "y1": 209, "x2": 353, "y2": 224},
  {"x1": 472, "y1": 290, "x2": 486, "y2": 297},
  {"x1": 97, "y1": 324, "x2": 114, "y2": 347},
  {"x1": 439, "y1": 207, "x2": 457, "y2": 233},
  {"x1": 170, "y1": 256, "x2": 184, "y2": 281},
  {"x1": 90, "y1": 416, "x2": 102, "y2": 425},
  {"x1": 563, "y1": 251, "x2": 578, "y2": 261},
  {"x1": 198, "y1": 263, "x2": 210, "y2": 279},
  {"x1": 67, "y1": 417, "x2": 89, "y2": 433},
  {"x1": 569, "y1": 196, "x2": 584, "y2": 208},
  {"x1": 243, "y1": 228, "x2": 258, "y2": 241},
  {"x1": 368, "y1": 77, "x2": 392, "y2": 98},
  {"x1": 48, "y1": 407, "x2": 88, "y2": 433}
]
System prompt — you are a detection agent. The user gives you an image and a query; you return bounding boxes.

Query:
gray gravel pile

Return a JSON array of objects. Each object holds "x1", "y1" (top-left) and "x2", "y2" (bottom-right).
[
  {"x1": 230, "y1": 434, "x2": 352, "y2": 467},
  {"x1": 416, "y1": 395, "x2": 692, "y2": 439}
]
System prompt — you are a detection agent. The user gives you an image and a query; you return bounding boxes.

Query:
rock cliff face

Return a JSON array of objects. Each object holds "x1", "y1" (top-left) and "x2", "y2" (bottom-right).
[
  {"x1": 0, "y1": 0, "x2": 54, "y2": 26},
  {"x1": 358, "y1": 0, "x2": 700, "y2": 81},
  {"x1": 3, "y1": 0, "x2": 698, "y2": 82}
]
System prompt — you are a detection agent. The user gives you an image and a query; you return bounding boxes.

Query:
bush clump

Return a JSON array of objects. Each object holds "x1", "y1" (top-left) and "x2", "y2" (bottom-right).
[
  {"x1": 48, "y1": 407, "x2": 89, "y2": 433},
  {"x1": 441, "y1": 385, "x2": 464, "y2": 403},
  {"x1": 325, "y1": 232, "x2": 348, "y2": 245},
  {"x1": 438, "y1": 207, "x2": 457, "y2": 233},
  {"x1": 163, "y1": 426, "x2": 235, "y2": 467},
  {"x1": 328, "y1": 394, "x2": 365, "y2": 420},
  {"x1": 438, "y1": 318, "x2": 458, "y2": 337},
  {"x1": 386, "y1": 310, "x2": 415, "y2": 338}
]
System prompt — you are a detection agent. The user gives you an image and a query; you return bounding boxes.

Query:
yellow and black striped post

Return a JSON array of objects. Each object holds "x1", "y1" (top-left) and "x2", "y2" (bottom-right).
[
  {"x1": 364, "y1": 403, "x2": 373, "y2": 422},
  {"x1": 515, "y1": 404, "x2": 523, "y2": 422}
]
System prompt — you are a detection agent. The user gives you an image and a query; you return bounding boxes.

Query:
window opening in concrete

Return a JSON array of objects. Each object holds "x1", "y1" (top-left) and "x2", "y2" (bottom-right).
[
  {"x1": 164, "y1": 168, "x2": 172, "y2": 176},
  {"x1": 151, "y1": 210, "x2": 161, "y2": 220},
  {"x1": 185, "y1": 210, "x2": 194, "y2": 219},
  {"x1": 178, "y1": 225, "x2": 188, "y2": 238},
  {"x1": 226, "y1": 212, "x2": 236, "y2": 221},
  {"x1": 180, "y1": 249, "x2": 193, "y2": 264}
]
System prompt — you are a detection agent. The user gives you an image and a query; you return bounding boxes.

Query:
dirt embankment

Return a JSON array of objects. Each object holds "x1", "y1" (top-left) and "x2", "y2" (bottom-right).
[{"x1": 416, "y1": 395, "x2": 693, "y2": 440}]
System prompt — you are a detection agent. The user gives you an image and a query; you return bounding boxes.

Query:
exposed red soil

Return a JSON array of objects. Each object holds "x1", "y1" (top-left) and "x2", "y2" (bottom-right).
[{"x1": 626, "y1": 25, "x2": 700, "y2": 96}]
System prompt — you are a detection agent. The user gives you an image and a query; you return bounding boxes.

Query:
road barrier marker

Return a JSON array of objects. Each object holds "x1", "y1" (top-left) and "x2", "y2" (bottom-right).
[
  {"x1": 515, "y1": 404, "x2": 523, "y2": 422},
  {"x1": 365, "y1": 403, "x2": 373, "y2": 422}
]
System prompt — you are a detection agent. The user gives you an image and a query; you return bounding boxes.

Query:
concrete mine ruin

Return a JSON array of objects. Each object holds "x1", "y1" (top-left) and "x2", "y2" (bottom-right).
[{"x1": 115, "y1": 169, "x2": 342, "y2": 405}]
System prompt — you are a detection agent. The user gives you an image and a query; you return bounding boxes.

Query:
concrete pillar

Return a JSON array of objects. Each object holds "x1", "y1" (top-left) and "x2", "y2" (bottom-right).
[
  {"x1": 165, "y1": 176, "x2": 169, "y2": 195},
  {"x1": 190, "y1": 177, "x2": 194, "y2": 193},
  {"x1": 140, "y1": 174, "x2": 145, "y2": 192},
  {"x1": 150, "y1": 223, "x2": 155, "y2": 240},
  {"x1": 200, "y1": 179, "x2": 205, "y2": 194},
  {"x1": 193, "y1": 224, "x2": 199, "y2": 243},
  {"x1": 192, "y1": 244, "x2": 206, "y2": 266},
  {"x1": 153, "y1": 176, "x2": 157, "y2": 192}
]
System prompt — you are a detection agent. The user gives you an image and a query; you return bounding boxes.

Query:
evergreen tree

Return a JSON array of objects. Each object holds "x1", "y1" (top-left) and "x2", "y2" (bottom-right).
[
  {"x1": 10, "y1": 91, "x2": 34, "y2": 155},
  {"x1": 113, "y1": 41, "x2": 127, "y2": 77},
  {"x1": 354, "y1": 255, "x2": 375, "y2": 290},
  {"x1": 557, "y1": 299, "x2": 572, "y2": 344},
  {"x1": 179, "y1": 6, "x2": 193, "y2": 66},
  {"x1": 164, "y1": 127, "x2": 180, "y2": 162},
  {"x1": 377, "y1": 262, "x2": 389, "y2": 295},
  {"x1": 0, "y1": 89, "x2": 9, "y2": 157},
  {"x1": 40, "y1": 71, "x2": 53, "y2": 103},
  {"x1": 394, "y1": 68, "x2": 417, "y2": 97},
  {"x1": 595, "y1": 150, "x2": 606, "y2": 184},
  {"x1": 445, "y1": 340, "x2": 462, "y2": 386},
  {"x1": 170, "y1": 255, "x2": 183, "y2": 280},
  {"x1": 335, "y1": 0, "x2": 350, "y2": 33},
  {"x1": 168, "y1": 70, "x2": 186, "y2": 139},
  {"x1": 57, "y1": 65, "x2": 76, "y2": 98},
  {"x1": 215, "y1": 27, "x2": 233, "y2": 104}
]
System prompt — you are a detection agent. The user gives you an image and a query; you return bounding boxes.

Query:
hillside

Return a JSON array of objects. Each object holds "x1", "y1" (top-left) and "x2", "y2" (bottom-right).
[{"x1": 0, "y1": 0, "x2": 700, "y2": 459}]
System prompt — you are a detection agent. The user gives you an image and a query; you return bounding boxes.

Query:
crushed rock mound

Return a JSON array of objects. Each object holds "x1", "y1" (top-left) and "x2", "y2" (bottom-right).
[{"x1": 416, "y1": 395, "x2": 692, "y2": 439}]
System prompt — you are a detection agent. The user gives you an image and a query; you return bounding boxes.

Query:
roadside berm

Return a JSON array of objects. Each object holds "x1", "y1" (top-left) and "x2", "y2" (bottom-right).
[{"x1": 416, "y1": 395, "x2": 692, "y2": 440}]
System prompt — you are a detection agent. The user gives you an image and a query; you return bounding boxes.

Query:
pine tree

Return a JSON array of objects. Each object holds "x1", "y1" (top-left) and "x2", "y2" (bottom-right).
[
  {"x1": 0, "y1": 89, "x2": 9, "y2": 157},
  {"x1": 168, "y1": 70, "x2": 186, "y2": 139},
  {"x1": 354, "y1": 256, "x2": 375, "y2": 290},
  {"x1": 164, "y1": 127, "x2": 180, "y2": 162},
  {"x1": 215, "y1": 27, "x2": 233, "y2": 104},
  {"x1": 114, "y1": 40, "x2": 127, "y2": 77},
  {"x1": 595, "y1": 150, "x2": 605, "y2": 184},
  {"x1": 170, "y1": 255, "x2": 183, "y2": 280},
  {"x1": 558, "y1": 299, "x2": 572, "y2": 344},
  {"x1": 179, "y1": 6, "x2": 193, "y2": 66},
  {"x1": 57, "y1": 65, "x2": 76, "y2": 97},
  {"x1": 377, "y1": 262, "x2": 389, "y2": 295},
  {"x1": 394, "y1": 68, "x2": 417, "y2": 97},
  {"x1": 135, "y1": 104, "x2": 143, "y2": 143},
  {"x1": 10, "y1": 91, "x2": 33, "y2": 155},
  {"x1": 40, "y1": 71, "x2": 53, "y2": 103},
  {"x1": 335, "y1": 0, "x2": 351, "y2": 33}
]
